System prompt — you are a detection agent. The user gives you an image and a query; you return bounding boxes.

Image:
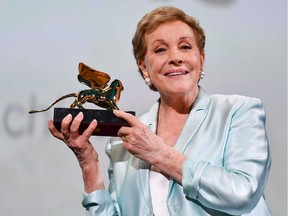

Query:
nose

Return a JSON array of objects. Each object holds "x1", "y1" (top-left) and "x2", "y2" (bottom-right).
[
  {"x1": 169, "y1": 58, "x2": 184, "y2": 65},
  {"x1": 168, "y1": 50, "x2": 184, "y2": 65}
]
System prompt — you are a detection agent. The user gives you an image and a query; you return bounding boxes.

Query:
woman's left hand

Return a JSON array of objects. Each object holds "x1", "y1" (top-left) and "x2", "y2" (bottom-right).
[
  {"x1": 113, "y1": 110, "x2": 164, "y2": 163},
  {"x1": 114, "y1": 110, "x2": 186, "y2": 182}
]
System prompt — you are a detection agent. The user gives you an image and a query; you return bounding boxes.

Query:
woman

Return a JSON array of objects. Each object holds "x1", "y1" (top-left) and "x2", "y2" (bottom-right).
[{"x1": 48, "y1": 6, "x2": 272, "y2": 216}]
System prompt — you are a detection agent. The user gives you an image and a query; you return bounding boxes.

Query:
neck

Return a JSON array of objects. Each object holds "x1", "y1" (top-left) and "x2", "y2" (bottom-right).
[{"x1": 159, "y1": 87, "x2": 199, "y2": 114}]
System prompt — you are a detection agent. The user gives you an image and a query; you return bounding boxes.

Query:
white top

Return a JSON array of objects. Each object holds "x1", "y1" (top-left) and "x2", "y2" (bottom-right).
[{"x1": 149, "y1": 170, "x2": 170, "y2": 215}]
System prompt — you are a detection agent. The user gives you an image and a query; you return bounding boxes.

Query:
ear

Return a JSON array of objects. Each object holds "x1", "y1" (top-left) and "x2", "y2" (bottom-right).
[
  {"x1": 137, "y1": 59, "x2": 149, "y2": 78},
  {"x1": 200, "y1": 52, "x2": 205, "y2": 70}
]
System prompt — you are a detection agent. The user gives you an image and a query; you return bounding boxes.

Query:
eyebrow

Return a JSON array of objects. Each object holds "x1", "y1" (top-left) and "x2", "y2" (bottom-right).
[
  {"x1": 178, "y1": 36, "x2": 194, "y2": 41},
  {"x1": 151, "y1": 39, "x2": 166, "y2": 46},
  {"x1": 151, "y1": 36, "x2": 194, "y2": 45}
]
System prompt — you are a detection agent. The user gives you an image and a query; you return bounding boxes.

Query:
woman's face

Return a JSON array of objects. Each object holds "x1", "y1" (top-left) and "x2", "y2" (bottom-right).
[{"x1": 138, "y1": 20, "x2": 205, "y2": 98}]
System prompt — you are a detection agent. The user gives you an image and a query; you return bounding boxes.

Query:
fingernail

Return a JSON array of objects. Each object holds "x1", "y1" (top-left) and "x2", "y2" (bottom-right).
[
  {"x1": 66, "y1": 114, "x2": 72, "y2": 119},
  {"x1": 113, "y1": 110, "x2": 120, "y2": 114}
]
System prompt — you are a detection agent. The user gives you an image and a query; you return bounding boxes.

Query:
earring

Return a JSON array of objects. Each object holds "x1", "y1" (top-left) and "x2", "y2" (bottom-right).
[
  {"x1": 144, "y1": 77, "x2": 152, "y2": 86},
  {"x1": 199, "y1": 70, "x2": 205, "y2": 79}
]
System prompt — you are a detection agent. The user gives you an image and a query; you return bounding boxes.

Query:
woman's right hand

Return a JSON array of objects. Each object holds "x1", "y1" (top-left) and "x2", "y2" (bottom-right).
[{"x1": 48, "y1": 112, "x2": 105, "y2": 192}]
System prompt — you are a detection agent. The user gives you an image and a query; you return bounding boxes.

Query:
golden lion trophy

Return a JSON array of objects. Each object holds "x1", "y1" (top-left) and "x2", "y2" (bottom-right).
[{"x1": 29, "y1": 62, "x2": 134, "y2": 136}]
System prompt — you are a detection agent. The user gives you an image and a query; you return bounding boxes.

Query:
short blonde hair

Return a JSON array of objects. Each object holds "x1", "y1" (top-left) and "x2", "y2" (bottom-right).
[
  {"x1": 132, "y1": 6, "x2": 206, "y2": 62},
  {"x1": 132, "y1": 6, "x2": 206, "y2": 90}
]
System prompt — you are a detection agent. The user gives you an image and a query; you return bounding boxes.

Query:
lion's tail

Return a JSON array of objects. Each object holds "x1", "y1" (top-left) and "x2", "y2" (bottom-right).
[{"x1": 28, "y1": 93, "x2": 77, "y2": 114}]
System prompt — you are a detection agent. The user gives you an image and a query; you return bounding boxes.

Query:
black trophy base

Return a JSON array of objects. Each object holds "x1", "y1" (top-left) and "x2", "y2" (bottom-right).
[{"x1": 53, "y1": 108, "x2": 135, "y2": 137}]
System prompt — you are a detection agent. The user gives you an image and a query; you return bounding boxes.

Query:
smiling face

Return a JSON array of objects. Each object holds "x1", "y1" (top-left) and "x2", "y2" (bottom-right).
[{"x1": 138, "y1": 20, "x2": 205, "y2": 99}]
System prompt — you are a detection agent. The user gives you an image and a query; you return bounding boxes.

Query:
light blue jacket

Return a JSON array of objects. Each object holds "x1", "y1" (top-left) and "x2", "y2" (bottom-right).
[{"x1": 82, "y1": 87, "x2": 272, "y2": 216}]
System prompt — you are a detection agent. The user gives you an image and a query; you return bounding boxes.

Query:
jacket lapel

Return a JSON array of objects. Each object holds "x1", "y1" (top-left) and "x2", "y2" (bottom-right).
[
  {"x1": 136, "y1": 88, "x2": 211, "y2": 210},
  {"x1": 174, "y1": 87, "x2": 211, "y2": 153},
  {"x1": 136, "y1": 101, "x2": 159, "y2": 213}
]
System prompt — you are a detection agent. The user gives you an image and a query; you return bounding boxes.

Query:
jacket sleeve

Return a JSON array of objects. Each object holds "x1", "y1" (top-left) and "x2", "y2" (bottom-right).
[
  {"x1": 81, "y1": 139, "x2": 121, "y2": 216},
  {"x1": 182, "y1": 97, "x2": 271, "y2": 215},
  {"x1": 82, "y1": 189, "x2": 117, "y2": 216}
]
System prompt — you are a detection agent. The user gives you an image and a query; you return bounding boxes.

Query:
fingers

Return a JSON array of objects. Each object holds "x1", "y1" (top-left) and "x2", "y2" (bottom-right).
[
  {"x1": 82, "y1": 119, "x2": 97, "y2": 139},
  {"x1": 69, "y1": 112, "x2": 84, "y2": 134},
  {"x1": 49, "y1": 112, "x2": 97, "y2": 141},
  {"x1": 60, "y1": 113, "x2": 73, "y2": 134},
  {"x1": 113, "y1": 110, "x2": 139, "y2": 126},
  {"x1": 68, "y1": 112, "x2": 97, "y2": 139},
  {"x1": 113, "y1": 110, "x2": 147, "y2": 139},
  {"x1": 120, "y1": 135, "x2": 128, "y2": 143},
  {"x1": 48, "y1": 112, "x2": 83, "y2": 142}
]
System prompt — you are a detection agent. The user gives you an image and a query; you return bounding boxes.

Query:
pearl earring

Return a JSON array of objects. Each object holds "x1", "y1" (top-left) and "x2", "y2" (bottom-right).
[
  {"x1": 199, "y1": 70, "x2": 205, "y2": 79},
  {"x1": 144, "y1": 77, "x2": 152, "y2": 86}
]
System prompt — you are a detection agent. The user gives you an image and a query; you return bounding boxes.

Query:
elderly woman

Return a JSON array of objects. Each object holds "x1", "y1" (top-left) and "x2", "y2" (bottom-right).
[{"x1": 48, "y1": 6, "x2": 271, "y2": 216}]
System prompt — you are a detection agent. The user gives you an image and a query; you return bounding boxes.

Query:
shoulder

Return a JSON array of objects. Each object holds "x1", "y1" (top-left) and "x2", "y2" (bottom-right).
[
  {"x1": 197, "y1": 87, "x2": 266, "y2": 121},
  {"x1": 210, "y1": 93, "x2": 264, "y2": 110},
  {"x1": 208, "y1": 93, "x2": 266, "y2": 124},
  {"x1": 197, "y1": 87, "x2": 265, "y2": 113}
]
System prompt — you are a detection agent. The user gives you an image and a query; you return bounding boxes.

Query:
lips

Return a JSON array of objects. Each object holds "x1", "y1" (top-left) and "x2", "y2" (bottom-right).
[{"x1": 164, "y1": 70, "x2": 188, "y2": 77}]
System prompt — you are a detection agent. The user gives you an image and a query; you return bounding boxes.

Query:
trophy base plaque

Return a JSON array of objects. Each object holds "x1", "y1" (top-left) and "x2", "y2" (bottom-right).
[{"x1": 53, "y1": 108, "x2": 135, "y2": 137}]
